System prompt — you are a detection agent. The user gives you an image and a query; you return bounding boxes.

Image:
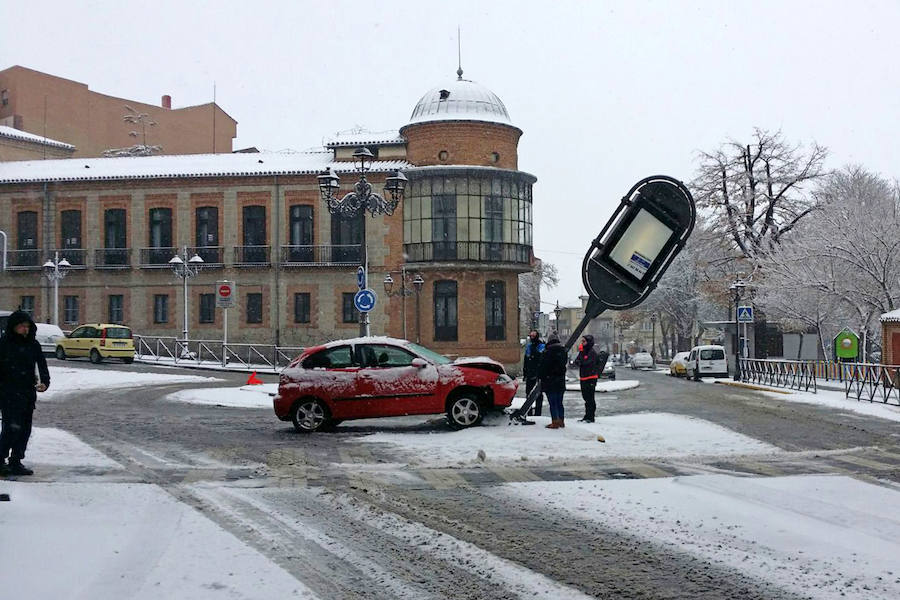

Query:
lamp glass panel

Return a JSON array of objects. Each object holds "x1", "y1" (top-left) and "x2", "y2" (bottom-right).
[{"x1": 608, "y1": 208, "x2": 674, "y2": 280}]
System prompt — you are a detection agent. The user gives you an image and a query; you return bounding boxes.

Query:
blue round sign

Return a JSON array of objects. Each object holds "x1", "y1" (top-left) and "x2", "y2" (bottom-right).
[{"x1": 354, "y1": 289, "x2": 377, "y2": 313}]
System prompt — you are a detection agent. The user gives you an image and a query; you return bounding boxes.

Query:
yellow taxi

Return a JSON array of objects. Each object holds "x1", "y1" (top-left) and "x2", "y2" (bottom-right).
[
  {"x1": 55, "y1": 323, "x2": 135, "y2": 364},
  {"x1": 669, "y1": 351, "x2": 691, "y2": 377}
]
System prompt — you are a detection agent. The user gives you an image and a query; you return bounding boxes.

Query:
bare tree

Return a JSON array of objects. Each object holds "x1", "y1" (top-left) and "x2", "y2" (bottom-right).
[
  {"x1": 102, "y1": 105, "x2": 162, "y2": 157},
  {"x1": 691, "y1": 128, "x2": 828, "y2": 266}
]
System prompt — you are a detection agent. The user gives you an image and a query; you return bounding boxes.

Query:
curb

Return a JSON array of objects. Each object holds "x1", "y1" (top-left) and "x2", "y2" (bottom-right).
[
  {"x1": 134, "y1": 358, "x2": 281, "y2": 377},
  {"x1": 714, "y1": 380, "x2": 793, "y2": 395}
]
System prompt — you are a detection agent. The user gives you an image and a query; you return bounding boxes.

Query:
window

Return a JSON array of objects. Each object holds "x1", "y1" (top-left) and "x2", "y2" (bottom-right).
[
  {"x1": 701, "y1": 348, "x2": 725, "y2": 360},
  {"x1": 63, "y1": 296, "x2": 79, "y2": 324},
  {"x1": 196, "y1": 207, "x2": 219, "y2": 263},
  {"x1": 289, "y1": 205, "x2": 314, "y2": 262},
  {"x1": 17, "y1": 211, "x2": 37, "y2": 266},
  {"x1": 246, "y1": 293, "x2": 263, "y2": 324},
  {"x1": 242, "y1": 205, "x2": 267, "y2": 263},
  {"x1": 484, "y1": 196, "x2": 504, "y2": 260},
  {"x1": 149, "y1": 207, "x2": 173, "y2": 264},
  {"x1": 485, "y1": 281, "x2": 505, "y2": 341},
  {"x1": 103, "y1": 208, "x2": 128, "y2": 266},
  {"x1": 342, "y1": 293, "x2": 359, "y2": 323},
  {"x1": 19, "y1": 296, "x2": 34, "y2": 316},
  {"x1": 1, "y1": 89, "x2": 8, "y2": 106},
  {"x1": 358, "y1": 344, "x2": 415, "y2": 368},
  {"x1": 432, "y1": 194, "x2": 457, "y2": 260},
  {"x1": 331, "y1": 212, "x2": 362, "y2": 263},
  {"x1": 434, "y1": 281, "x2": 458, "y2": 341},
  {"x1": 153, "y1": 295, "x2": 168, "y2": 324},
  {"x1": 61, "y1": 210, "x2": 82, "y2": 250},
  {"x1": 303, "y1": 346, "x2": 354, "y2": 369},
  {"x1": 294, "y1": 293, "x2": 311, "y2": 324},
  {"x1": 108, "y1": 295, "x2": 124, "y2": 324},
  {"x1": 199, "y1": 293, "x2": 215, "y2": 324}
]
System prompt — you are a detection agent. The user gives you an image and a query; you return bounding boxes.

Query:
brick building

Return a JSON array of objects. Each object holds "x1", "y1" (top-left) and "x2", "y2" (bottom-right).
[
  {"x1": 0, "y1": 71, "x2": 537, "y2": 369},
  {"x1": 0, "y1": 125, "x2": 75, "y2": 161},
  {"x1": 0, "y1": 65, "x2": 236, "y2": 157}
]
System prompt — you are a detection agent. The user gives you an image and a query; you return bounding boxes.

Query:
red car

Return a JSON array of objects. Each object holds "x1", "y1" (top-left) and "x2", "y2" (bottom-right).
[{"x1": 274, "y1": 337, "x2": 518, "y2": 432}]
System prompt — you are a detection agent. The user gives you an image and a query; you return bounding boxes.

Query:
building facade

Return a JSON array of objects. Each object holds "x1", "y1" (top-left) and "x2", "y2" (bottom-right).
[
  {"x1": 0, "y1": 66, "x2": 236, "y2": 157},
  {"x1": 0, "y1": 73, "x2": 536, "y2": 369},
  {"x1": 0, "y1": 125, "x2": 75, "y2": 162}
]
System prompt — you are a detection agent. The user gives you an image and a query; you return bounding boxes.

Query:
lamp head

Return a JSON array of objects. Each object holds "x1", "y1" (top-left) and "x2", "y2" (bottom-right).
[
  {"x1": 188, "y1": 254, "x2": 204, "y2": 264},
  {"x1": 317, "y1": 168, "x2": 340, "y2": 199},
  {"x1": 383, "y1": 273, "x2": 394, "y2": 293},
  {"x1": 412, "y1": 273, "x2": 425, "y2": 293},
  {"x1": 384, "y1": 171, "x2": 408, "y2": 201}
]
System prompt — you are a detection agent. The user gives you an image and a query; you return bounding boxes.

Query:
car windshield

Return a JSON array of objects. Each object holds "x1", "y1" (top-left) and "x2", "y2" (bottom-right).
[
  {"x1": 105, "y1": 327, "x2": 131, "y2": 339},
  {"x1": 406, "y1": 342, "x2": 452, "y2": 365}
]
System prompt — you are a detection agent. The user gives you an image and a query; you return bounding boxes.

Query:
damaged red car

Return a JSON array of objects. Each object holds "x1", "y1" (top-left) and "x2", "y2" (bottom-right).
[{"x1": 274, "y1": 337, "x2": 518, "y2": 432}]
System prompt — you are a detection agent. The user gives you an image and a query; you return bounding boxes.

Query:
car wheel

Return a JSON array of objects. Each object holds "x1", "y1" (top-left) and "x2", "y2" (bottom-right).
[
  {"x1": 89, "y1": 349, "x2": 103, "y2": 364},
  {"x1": 447, "y1": 393, "x2": 483, "y2": 430},
  {"x1": 55, "y1": 346, "x2": 66, "y2": 360},
  {"x1": 609, "y1": 373, "x2": 616, "y2": 380},
  {"x1": 122, "y1": 357, "x2": 134, "y2": 364},
  {"x1": 291, "y1": 398, "x2": 331, "y2": 433}
]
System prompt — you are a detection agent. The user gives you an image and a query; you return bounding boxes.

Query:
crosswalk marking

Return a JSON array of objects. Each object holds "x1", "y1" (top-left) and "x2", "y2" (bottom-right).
[
  {"x1": 737, "y1": 461, "x2": 783, "y2": 477},
  {"x1": 831, "y1": 454, "x2": 898, "y2": 471},
  {"x1": 488, "y1": 466, "x2": 542, "y2": 483},
  {"x1": 417, "y1": 469, "x2": 470, "y2": 490},
  {"x1": 623, "y1": 462, "x2": 672, "y2": 479}
]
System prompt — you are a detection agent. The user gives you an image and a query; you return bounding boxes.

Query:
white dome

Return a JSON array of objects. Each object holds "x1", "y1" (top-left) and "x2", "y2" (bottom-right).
[{"x1": 407, "y1": 76, "x2": 512, "y2": 127}]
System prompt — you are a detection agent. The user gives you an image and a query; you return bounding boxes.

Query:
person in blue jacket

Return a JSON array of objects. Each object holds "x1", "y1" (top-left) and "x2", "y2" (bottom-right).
[{"x1": 522, "y1": 330, "x2": 545, "y2": 416}]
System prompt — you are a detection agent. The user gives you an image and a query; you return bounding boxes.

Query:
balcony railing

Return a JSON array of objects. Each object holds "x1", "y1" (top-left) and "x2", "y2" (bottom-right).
[
  {"x1": 52, "y1": 248, "x2": 87, "y2": 268},
  {"x1": 6, "y1": 249, "x2": 42, "y2": 270},
  {"x1": 234, "y1": 245, "x2": 271, "y2": 267},
  {"x1": 281, "y1": 244, "x2": 362, "y2": 266},
  {"x1": 139, "y1": 247, "x2": 177, "y2": 268},
  {"x1": 189, "y1": 246, "x2": 224, "y2": 267},
  {"x1": 95, "y1": 248, "x2": 132, "y2": 269},
  {"x1": 404, "y1": 241, "x2": 531, "y2": 264}
]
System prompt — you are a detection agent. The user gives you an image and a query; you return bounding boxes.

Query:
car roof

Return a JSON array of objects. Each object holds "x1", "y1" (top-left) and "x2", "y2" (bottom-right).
[
  {"x1": 691, "y1": 344, "x2": 725, "y2": 350},
  {"x1": 71, "y1": 323, "x2": 131, "y2": 328}
]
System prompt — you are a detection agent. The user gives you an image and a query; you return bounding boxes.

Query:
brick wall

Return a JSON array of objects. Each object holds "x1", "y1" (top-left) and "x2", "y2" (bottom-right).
[{"x1": 402, "y1": 121, "x2": 521, "y2": 170}]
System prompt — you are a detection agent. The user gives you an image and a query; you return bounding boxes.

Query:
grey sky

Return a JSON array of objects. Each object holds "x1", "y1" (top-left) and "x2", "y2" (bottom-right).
[{"x1": 4, "y1": 0, "x2": 899, "y2": 309}]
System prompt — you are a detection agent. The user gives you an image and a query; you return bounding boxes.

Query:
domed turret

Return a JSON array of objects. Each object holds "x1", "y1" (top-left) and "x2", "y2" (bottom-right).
[{"x1": 407, "y1": 77, "x2": 513, "y2": 127}]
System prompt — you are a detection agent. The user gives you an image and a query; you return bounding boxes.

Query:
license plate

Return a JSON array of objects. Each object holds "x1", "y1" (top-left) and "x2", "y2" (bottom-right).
[{"x1": 113, "y1": 342, "x2": 127, "y2": 347}]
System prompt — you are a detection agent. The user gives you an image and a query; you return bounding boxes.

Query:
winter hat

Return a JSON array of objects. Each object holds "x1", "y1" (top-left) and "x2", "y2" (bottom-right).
[
  {"x1": 547, "y1": 334, "x2": 560, "y2": 344},
  {"x1": 5, "y1": 310, "x2": 36, "y2": 339}
]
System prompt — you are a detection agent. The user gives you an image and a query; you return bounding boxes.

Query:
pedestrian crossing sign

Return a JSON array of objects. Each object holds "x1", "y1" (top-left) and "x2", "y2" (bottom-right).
[{"x1": 737, "y1": 306, "x2": 754, "y2": 323}]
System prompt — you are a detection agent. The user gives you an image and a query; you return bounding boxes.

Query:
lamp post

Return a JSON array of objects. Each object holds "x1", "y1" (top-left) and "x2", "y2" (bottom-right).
[
  {"x1": 169, "y1": 247, "x2": 204, "y2": 341},
  {"x1": 383, "y1": 269, "x2": 425, "y2": 342},
  {"x1": 554, "y1": 301, "x2": 562, "y2": 336},
  {"x1": 729, "y1": 278, "x2": 747, "y2": 381},
  {"x1": 42, "y1": 252, "x2": 71, "y2": 326},
  {"x1": 650, "y1": 313, "x2": 657, "y2": 360},
  {"x1": 318, "y1": 148, "x2": 407, "y2": 337}
]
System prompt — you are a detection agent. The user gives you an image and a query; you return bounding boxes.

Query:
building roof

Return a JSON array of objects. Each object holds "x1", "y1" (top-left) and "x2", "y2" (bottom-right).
[
  {"x1": 0, "y1": 125, "x2": 75, "y2": 150},
  {"x1": 325, "y1": 129, "x2": 405, "y2": 148},
  {"x1": 407, "y1": 74, "x2": 513, "y2": 128},
  {"x1": 0, "y1": 151, "x2": 410, "y2": 184},
  {"x1": 881, "y1": 309, "x2": 900, "y2": 322}
]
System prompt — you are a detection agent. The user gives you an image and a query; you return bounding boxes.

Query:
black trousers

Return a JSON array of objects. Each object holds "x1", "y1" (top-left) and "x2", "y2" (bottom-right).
[
  {"x1": 525, "y1": 377, "x2": 544, "y2": 416},
  {"x1": 0, "y1": 400, "x2": 35, "y2": 461},
  {"x1": 580, "y1": 379, "x2": 597, "y2": 420}
]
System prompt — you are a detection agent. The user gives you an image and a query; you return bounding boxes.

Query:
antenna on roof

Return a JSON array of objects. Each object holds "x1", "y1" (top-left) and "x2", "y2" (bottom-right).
[
  {"x1": 457, "y1": 26, "x2": 463, "y2": 80},
  {"x1": 212, "y1": 82, "x2": 217, "y2": 154}
]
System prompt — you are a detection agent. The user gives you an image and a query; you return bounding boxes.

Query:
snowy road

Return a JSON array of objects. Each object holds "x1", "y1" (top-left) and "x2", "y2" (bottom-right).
[{"x1": 4, "y1": 361, "x2": 900, "y2": 599}]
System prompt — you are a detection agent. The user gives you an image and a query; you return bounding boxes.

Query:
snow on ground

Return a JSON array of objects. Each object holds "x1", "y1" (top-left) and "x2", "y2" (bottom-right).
[
  {"x1": 358, "y1": 412, "x2": 778, "y2": 466},
  {"x1": 26, "y1": 427, "x2": 123, "y2": 468},
  {"x1": 497, "y1": 474, "x2": 900, "y2": 600},
  {"x1": 563, "y1": 379, "x2": 640, "y2": 393},
  {"x1": 166, "y1": 383, "x2": 278, "y2": 408},
  {"x1": 42, "y1": 365, "x2": 223, "y2": 400}
]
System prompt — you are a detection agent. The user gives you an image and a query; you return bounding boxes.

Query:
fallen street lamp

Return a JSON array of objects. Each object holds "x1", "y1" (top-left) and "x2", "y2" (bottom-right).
[
  {"x1": 729, "y1": 278, "x2": 747, "y2": 381},
  {"x1": 383, "y1": 269, "x2": 425, "y2": 342},
  {"x1": 169, "y1": 247, "x2": 204, "y2": 342},
  {"x1": 42, "y1": 252, "x2": 71, "y2": 326},
  {"x1": 318, "y1": 148, "x2": 407, "y2": 336}
]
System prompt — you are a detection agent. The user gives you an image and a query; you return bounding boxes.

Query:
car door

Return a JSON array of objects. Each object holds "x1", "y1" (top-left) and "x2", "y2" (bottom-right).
[
  {"x1": 64, "y1": 326, "x2": 87, "y2": 356},
  {"x1": 355, "y1": 343, "x2": 439, "y2": 417},
  {"x1": 687, "y1": 349, "x2": 698, "y2": 378},
  {"x1": 300, "y1": 345, "x2": 360, "y2": 418}
]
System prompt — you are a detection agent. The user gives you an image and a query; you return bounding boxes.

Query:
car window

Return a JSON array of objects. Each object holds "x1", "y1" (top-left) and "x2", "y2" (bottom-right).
[
  {"x1": 85, "y1": 327, "x2": 100, "y2": 338},
  {"x1": 405, "y1": 342, "x2": 452, "y2": 364},
  {"x1": 105, "y1": 327, "x2": 131, "y2": 339},
  {"x1": 303, "y1": 346, "x2": 354, "y2": 369},
  {"x1": 359, "y1": 344, "x2": 415, "y2": 368},
  {"x1": 70, "y1": 326, "x2": 86, "y2": 338},
  {"x1": 701, "y1": 348, "x2": 725, "y2": 360},
  {"x1": 689, "y1": 351, "x2": 696, "y2": 361}
]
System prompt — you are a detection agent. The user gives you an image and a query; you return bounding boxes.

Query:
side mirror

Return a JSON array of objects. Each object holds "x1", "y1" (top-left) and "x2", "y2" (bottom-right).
[{"x1": 411, "y1": 358, "x2": 428, "y2": 368}]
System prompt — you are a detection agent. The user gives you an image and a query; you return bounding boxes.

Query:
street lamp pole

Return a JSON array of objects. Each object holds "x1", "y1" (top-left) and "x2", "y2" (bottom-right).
[
  {"x1": 650, "y1": 313, "x2": 657, "y2": 360},
  {"x1": 169, "y1": 246, "x2": 204, "y2": 341},
  {"x1": 383, "y1": 269, "x2": 425, "y2": 341},
  {"x1": 554, "y1": 300, "x2": 562, "y2": 336},
  {"x1": 730, "y1": 278, "x2": 747, "y2": 381},
  {"x1": 42, "y1": 252, "x2": 71, "y2": 327},
  {"x1": 318, "y1": 148, "x2": 407, "y2": 337}
]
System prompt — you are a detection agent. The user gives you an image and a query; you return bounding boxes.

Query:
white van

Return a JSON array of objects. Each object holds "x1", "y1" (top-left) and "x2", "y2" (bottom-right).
[{"x1": 686, "y1": 345, "x2": 728, "y2": 379}]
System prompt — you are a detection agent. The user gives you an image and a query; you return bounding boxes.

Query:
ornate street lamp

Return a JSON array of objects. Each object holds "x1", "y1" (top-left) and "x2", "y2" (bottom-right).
[
  {"x1": 554, "y1": 301, "x2": 562, "y2": 336},
  {"x1": 42, "y1": 252, "x2": 71, "y2": 326},
  {"x1": 383, "y1": 270, "x2": 425, "y2": 342},
  {"x1": 650, "y1": 313, "x2": 657, "y2": 359},
  {"x1": 729, "y1": 278, "x2": 747, "y2": 381},
  {"x1": 169, "y1": 247, "x2": 204, "y2": 342},
  {"x1": 318, "y1": 147, "x2": 407, "y2": 336}
]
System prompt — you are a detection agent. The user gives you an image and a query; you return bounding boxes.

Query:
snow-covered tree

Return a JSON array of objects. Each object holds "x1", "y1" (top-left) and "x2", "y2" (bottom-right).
[
  {"x1": 102, "y1": 105, "x2": 162, "y2": 157},
  {"x1": 691, "y1": 129, "x2": 828, "y2": 266}
]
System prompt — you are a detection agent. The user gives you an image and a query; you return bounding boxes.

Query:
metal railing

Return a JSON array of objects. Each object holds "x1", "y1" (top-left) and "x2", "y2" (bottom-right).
[
  {"x1": 233, "y1": 245, "x2": 271, "y2": 266},
  {"x1": 280, "y1": 244, "x2": 362, "y2": 266},
  {"x1": 842, "y1": 362, "x2": 900, "y2": 405},
  {"x1": 6, "y1": 249, "x2": 42, "y2": 270},
  {"x1": 51, "y1": 248, "x2": 87, "y2": 267},
  {"x1": 95, "y1": 248, "x2": 132, "y2": 269},
  {"x1": 189, "y1": 246, "x2": 224, "y2": 266},
  {"x1": 739, "y1": 358, "x2": 818, "y2": 392},
  {"x1": 139, "y1": 247, "x2": 177, "y2": 267},
  {"x1": 404, "y1": 241, "x2": 531, "y2": 264},
  {"x1": 134, "y1": 335, "x2": 303, "y2": 372}
]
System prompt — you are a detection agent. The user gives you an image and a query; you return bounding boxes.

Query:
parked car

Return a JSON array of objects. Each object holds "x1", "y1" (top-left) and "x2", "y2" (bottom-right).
[
  {"x1": 0, "y1": 310, "x2": 12, "y2": 336},
  {"x1": 669, "y1": 351, "x2": 691, "y2": 377},
  {"x1": 55, "y1": 323, "x2": 135, "y2": 364},
  {"x1": 36, "y1": 323, "x2": 66, "y2": 354},
  {"x1": 685, "y1": 345, "x2": 729, "y2": 379},
  {"x1": 274, "y1": 337, "x2": 518, "y2": 432},
  {"x1": 601, "y1": 360, "x2": 616, "y2": 380},
  {"x1": 630, "y1": 351, "x2": 654, "y2": 369}
]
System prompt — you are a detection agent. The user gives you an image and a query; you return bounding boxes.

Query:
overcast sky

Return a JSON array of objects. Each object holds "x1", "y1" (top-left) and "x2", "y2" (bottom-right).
[{"x1": 4, "y1": 0, "x2": 899, "y2": 309}]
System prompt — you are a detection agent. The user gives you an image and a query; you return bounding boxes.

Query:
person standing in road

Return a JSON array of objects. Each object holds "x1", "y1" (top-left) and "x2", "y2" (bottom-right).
[
  {"x1": 573, "y1": 335, "x2": 601, "y2": 423},
  {"x1": 0, "y1": 310, "x2": 50, "y2": 476},
  {"x1": 522, "y1": 330, "x2": 545, "y2": 416},
  {"x1": 538, "y1": 334, "x2": 568, "y2": 429}
]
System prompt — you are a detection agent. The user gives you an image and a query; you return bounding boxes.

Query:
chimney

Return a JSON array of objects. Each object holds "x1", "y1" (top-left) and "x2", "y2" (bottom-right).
[{"x1": 161, "y1": 95, "x2": 172, "y2": 109}]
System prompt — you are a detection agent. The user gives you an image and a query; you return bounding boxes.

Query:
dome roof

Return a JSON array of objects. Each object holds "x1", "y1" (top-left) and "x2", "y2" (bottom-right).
[{"x1": 407, "y1": 75, "x2": 513, "y2": 127}]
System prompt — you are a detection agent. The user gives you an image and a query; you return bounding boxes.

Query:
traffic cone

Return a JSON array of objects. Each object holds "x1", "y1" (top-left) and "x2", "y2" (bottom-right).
[{"x1": 246, "y1": 371, "x2": 263, "y2": 385}]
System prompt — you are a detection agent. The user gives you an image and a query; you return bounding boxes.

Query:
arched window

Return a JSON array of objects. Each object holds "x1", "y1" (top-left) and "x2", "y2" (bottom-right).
[
  {"x1": 434, "y1": 281, "x2": 458, "y2": 341},
  {"x1": 485, "y1": 281, "x2": 505, "y2": 341}
]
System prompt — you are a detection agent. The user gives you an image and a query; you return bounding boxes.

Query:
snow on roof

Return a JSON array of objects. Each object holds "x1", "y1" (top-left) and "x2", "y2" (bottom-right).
[
  {"x1": 406, "y1": 77, "x2": 514, "y2": 128},
  {"x1": 325, "y1": 129, "x2": 405, "y2": 148},
  {"x1": 0, "y1": 151, "x2": 410, "y2": 184},
  {"x1": 0, "y1": 125, "x2": 75, "y2": 150},
  {"x1": 881, "y1": 309, "x2": 900, "y2": 322}
]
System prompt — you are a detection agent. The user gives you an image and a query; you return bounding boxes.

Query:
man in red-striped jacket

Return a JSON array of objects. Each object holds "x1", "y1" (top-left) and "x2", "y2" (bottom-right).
[{"x1": 572, "y1": 335, "x2": 604, "y2": 423}]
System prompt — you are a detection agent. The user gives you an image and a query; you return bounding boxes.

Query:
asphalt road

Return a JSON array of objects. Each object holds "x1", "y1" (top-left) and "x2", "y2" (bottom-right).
[{"x1": 31, "y1": 359, "x2": 900, "y2": 599}]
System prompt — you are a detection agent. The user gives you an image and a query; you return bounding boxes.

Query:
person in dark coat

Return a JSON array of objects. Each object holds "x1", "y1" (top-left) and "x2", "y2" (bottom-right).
[
  {"x1": 522, "y1": 330, "x2": 546, "y2": 416},
  {"x1": 538, "y1": 334, "x2": 568, "y2": 429},
  {"x1": 572, "y1": 335, "x2": 601, "y2": 422},
  {"x1": 0, "y1": 310, "x2": 50, "y2": 476}
]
